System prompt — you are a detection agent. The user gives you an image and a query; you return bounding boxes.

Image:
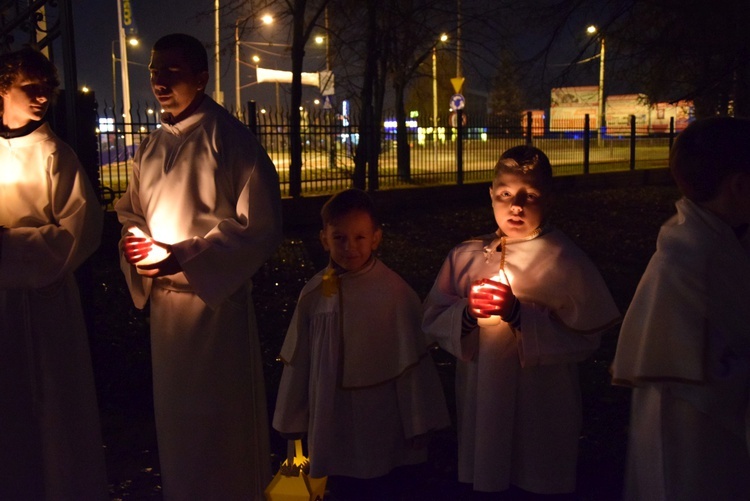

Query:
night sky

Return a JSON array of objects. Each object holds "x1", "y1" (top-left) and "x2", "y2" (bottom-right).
[
  {"x1": 66, "y1": 1, "x2": 601, "y2": 115},
  {"x1": 73, "y1": 0, "x2": 223, "y2": 109},
  {"x1": 71, "y1": 0, "x2": 291, "y2": 112}
]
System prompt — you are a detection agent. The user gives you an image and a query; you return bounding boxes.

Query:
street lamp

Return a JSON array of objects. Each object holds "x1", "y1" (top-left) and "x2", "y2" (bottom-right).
[
  {"x1": 433, "y1": 33, "x2": 448, "y2": 129},
  {"x1": 235, "y1": 14, "x2": 274, "y2": 111},
  {"x1": 587, "y1": 25, "x2": 605, "y2": 142},
  {"x1": 111, "y1": 37, "x2": 139, "y2": 112}
]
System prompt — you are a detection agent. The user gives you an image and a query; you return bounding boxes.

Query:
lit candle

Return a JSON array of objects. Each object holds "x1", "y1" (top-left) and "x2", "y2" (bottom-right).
[
  {"x1": 128, "y1": 226, "x2": 170, "y2": 267},
  {"x1": 475, "y1": 270, "x2": 512, "y2": 327}
]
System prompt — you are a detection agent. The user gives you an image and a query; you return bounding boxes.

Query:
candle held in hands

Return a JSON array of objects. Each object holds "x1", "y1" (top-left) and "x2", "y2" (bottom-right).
[{"x1": 128, "y1": 227, "x2": 170, "y2": 267}]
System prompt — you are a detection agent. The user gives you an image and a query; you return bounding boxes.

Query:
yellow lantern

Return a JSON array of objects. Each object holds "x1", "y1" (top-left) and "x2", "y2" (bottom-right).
[{"x1": 264, "y1": 439, "x2": 327, "y2": 501}]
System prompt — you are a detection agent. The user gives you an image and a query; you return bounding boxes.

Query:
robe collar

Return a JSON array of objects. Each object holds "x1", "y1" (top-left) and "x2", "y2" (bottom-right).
[
  {"x1": 159, "y1": 95, "x2": 213, "y2": 137},
  {"x1": 0, "y1": 119, "x2": 44, "y2": 139},
  {"x1": 482, "y1": 223, "x2": 549, "y2": 264}
]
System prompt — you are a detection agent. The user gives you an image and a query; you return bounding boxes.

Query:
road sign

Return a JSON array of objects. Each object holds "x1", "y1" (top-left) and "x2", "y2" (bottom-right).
[
  {"x1": 450, "y1": 94, "x2": 465, "y2": 110},
  {"x1": 451, "y1": 77, "x2": 465, "y2": 93},
  {"x1": 322, "y1": 95, "x2": 334, "y2": 110},
  {"x1": 450, "y1": 111, "x2": 467, "y2": 127}
]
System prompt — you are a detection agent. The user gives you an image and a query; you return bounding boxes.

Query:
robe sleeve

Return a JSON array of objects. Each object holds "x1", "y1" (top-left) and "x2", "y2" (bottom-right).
[
  {"x1": 611, "y1": 238, "x2": 709, "y2": 385},
  {"x1": 514, "y1": 302, "x2": 609, "y2": 367},
  {"x1": 396, "y1": 352, "x2": 451, "y2": 439},
  {"x1": 0, "y1": 146, "x2": 102, "y2": 289},
  {"x1": 514, "y1": 254, "x2": 620, "y2": 367},
  {"x1": 170, "y1": 130, "x2": 283, "y2": 309},
  {"x1": 273, "y1": 305, "x2": 311, "y2": 435},
  {"x1": 422, "y1": 248, "x2": 478, "y2": 362},
  {"x1": 114, "y1": 146, "x2": 152, "y2": 309}
]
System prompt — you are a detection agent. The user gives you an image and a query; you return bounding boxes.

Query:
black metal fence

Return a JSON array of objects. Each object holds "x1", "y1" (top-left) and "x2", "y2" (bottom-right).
[{"x1": 96, "y1": 105, "x2": 677, "y2": 206}]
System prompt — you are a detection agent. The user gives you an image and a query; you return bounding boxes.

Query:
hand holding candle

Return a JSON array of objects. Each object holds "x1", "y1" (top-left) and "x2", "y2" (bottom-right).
[
  {"x1": 469, "y1": 276, "x2": 517, "y2": 326},
  {"x1": 124, "y1": 227, "x2": 179, "y2": 276}
]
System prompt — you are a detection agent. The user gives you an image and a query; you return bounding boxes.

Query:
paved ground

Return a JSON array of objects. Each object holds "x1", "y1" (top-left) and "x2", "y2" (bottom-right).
[{"x1": 89, "y1": 179, "x2": 681, "y2": 500}]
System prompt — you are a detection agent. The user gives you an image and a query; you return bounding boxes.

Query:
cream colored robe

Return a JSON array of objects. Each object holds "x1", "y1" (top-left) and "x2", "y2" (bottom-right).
[
  {"x1": 273, "y1": 258, "x2": 451, "y2": 479},
  {"x1": 115, "y1": 97, "x2": 283, "y2": 500},
  {"x1": 612, "y1": 198, "x2": 750, "y2": 500},
  {"x1": 0, "y1": 122, "x2": 107, "y2": 499},
  {"x1": 423, "y1": 227, "x2": 620, "y2": 494}
]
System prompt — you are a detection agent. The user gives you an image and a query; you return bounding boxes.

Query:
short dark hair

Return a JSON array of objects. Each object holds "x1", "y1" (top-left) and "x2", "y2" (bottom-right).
[
  {"x1": 493, "y1": 145, "x2": 553, "y2": 193},
  {"x1": 152, "y1": 33, "x2": 208, "y2": 74},
  {"x1": 0, "y1": 47, "x2": 59, "y2": 95},
  {"x1": 321, "y1": 189, "x2": 380, "y2": 228},
  {"x1": 670, "y1": 117, "x2": 750, "y2": 202}
]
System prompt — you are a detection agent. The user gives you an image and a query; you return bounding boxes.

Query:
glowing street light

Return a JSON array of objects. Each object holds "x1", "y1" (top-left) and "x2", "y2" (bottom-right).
[
  {"x1": 235, "y1": 14, "x2": 275, "y2": 111},
  {"x1": 111, "y1": 36, "x2": 139, "y2": 112},
  {"x1": 587, "y1": 25, "x2": 605, "y2": 142},
  {"x1": 433, "y1": 33, "x2": 448, "y2": 129}
]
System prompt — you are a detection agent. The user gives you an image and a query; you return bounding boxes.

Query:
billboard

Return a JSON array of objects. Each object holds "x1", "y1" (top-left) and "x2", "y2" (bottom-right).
[
  {"x1": 606, "y1": 94, "x2": 650, "y2": 136},
  {"x1": 549, "y1": 86, "x2": 598, "y2": 131},
  {"x1": 649, "y1": 100, "x2": 694, "y2": 134}
]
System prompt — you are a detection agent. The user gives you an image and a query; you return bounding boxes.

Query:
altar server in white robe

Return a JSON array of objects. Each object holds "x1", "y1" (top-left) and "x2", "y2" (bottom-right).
[
  {"x1": 115, "y1": 34, "x2": 282, "y2": 500},
  {"x1": 612, "y1": 117, "x2": 750, "y2": 501},
  {"x1": 0, "y1": 47, "x2": 107, "y2": 499},
  {"x1": 423, "y1": 146, "x2": 620, "y2": 495},
  {"x1": 273, "y1": 189, "x2": 450, "y2": 500}
]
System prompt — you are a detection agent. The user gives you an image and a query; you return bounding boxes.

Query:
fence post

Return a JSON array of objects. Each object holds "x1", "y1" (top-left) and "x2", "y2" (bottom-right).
[
  {"x1": 583, "y1": 113, "x2": 590, "y2": 174},
  {"x1": 668, "y1": 116, "x2": 675, "y2": 150},
  {"x1": 525, "y1": 111, "x2": 532, "y2": 145},
  {"x1": 457, "y1": 109, "x2": 464, "y2": 185},
  {"x1": 629, "y1": 114, "x2": 636, "y2": 170},
  {"x1": 247, "y1": 100, "x2": 258, "y2": 136}
]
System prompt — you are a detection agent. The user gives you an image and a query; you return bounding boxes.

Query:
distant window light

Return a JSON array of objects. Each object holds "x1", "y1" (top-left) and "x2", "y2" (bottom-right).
[{"x1": 99, "y1": 118, "x2": 115, "y2": 133}]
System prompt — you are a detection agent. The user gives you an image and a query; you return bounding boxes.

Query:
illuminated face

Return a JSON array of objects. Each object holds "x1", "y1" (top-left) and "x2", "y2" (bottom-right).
[
  {"x1": 320, "y1": 211, "x2": 382, "y2": 272},
  {"x1": 149, "y1": 47, "x2": 208, "y2": 121},
  {"x1": 490, "y1": 172, "x2": 546, "y2": 238},
  {"x1": 0, "y1": 73, "x2": 51, "y2": 128}
]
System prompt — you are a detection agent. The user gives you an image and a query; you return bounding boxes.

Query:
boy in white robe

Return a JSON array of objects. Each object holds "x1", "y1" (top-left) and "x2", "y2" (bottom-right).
[
  {"x1": 423, "y1": 146, "x2": 620, "y2": 495},
  {"x1": 273, "y1": 189, "x2": 450, "y2": 500},
  {"x1": 612, "y1": 117, "x2": 750, "y2": 500},
  {"x1": 115, "y1": 34, "x2": 283, "y2": 499},
  {"x1": 0, "y1": 48, "x2": 107, "y2": 499}
]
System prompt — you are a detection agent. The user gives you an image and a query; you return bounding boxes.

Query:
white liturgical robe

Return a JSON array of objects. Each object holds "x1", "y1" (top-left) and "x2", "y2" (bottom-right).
[
  {"x1": 423, "y1": 227, "x2": 620, "y2": 494},
  {"x1": 612, "y1": 198, "x2": 750, "y2": 500},
  {"x1": 273, "y1": 258, "x2": 450, "y2": 479},
  {"x1": 0, "y1": 122, "x2": 107, "y2": 499},
  {"x1": 115, "y1": 97, "x2": 283, "y2": 500}
]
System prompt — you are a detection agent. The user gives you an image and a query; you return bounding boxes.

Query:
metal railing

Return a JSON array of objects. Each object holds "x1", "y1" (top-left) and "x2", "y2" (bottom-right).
[{"x1": 96, "y1": 106, "x2": 676, "y2": 206}]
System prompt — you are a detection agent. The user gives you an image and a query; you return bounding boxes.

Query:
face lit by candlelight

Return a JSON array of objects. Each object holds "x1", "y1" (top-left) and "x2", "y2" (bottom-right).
[
  {"x1": 149, "y1": 47, "x2": 208, "y2": 122},
  {"x1": 320, "y1": 210, "x2": 382, "y2": 272},
  {"x1": 0, "y1": 73, "x2": 52, "y2": 129},
  {"x1": 490, "y1": 173, "x2": 546, "y2": 238}
]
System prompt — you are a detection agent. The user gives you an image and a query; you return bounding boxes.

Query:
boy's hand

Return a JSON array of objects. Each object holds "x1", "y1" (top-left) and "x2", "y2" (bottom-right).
[
  {"x1": 123, "y1": 234, "x2": 180, "y2": 277},
  {"x1": 469, "y1": 277, "x2": 517, "y2": 319},
  {"x1": 122, "y1": 235, "x2": 153, "y2": 265}
]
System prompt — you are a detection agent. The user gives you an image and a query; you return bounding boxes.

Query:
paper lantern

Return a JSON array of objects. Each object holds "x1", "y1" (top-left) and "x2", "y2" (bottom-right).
[{"x1": 264, "y1": 439, "x2": 327, "y2": 501}]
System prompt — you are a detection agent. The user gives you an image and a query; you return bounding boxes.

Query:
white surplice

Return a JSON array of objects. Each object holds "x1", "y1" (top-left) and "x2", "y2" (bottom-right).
[
  {"x1": 612, "y1": 198, "x2": 750, "y2": 501},
  {"x1": 423, "y1": 227, "x2": 620, "y2": 494},
  {"x1": 115, "y1": 97, "x2": 283, "y2": 500},
  {"x1": 0, "y1": 122, "x2": 107, "y2": 499},
  {"x1": 273, "y1": 258, "x2": 451, "y2": 479}
]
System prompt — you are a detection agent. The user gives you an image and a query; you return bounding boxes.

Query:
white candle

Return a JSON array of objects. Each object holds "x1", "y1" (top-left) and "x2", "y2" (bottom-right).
[
  {"x1": 475, "y1": 270, "x2": 512, "y2": 327},
  {"x1": 128, "y1": 227, "x2": 169, "y2": 266}
]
